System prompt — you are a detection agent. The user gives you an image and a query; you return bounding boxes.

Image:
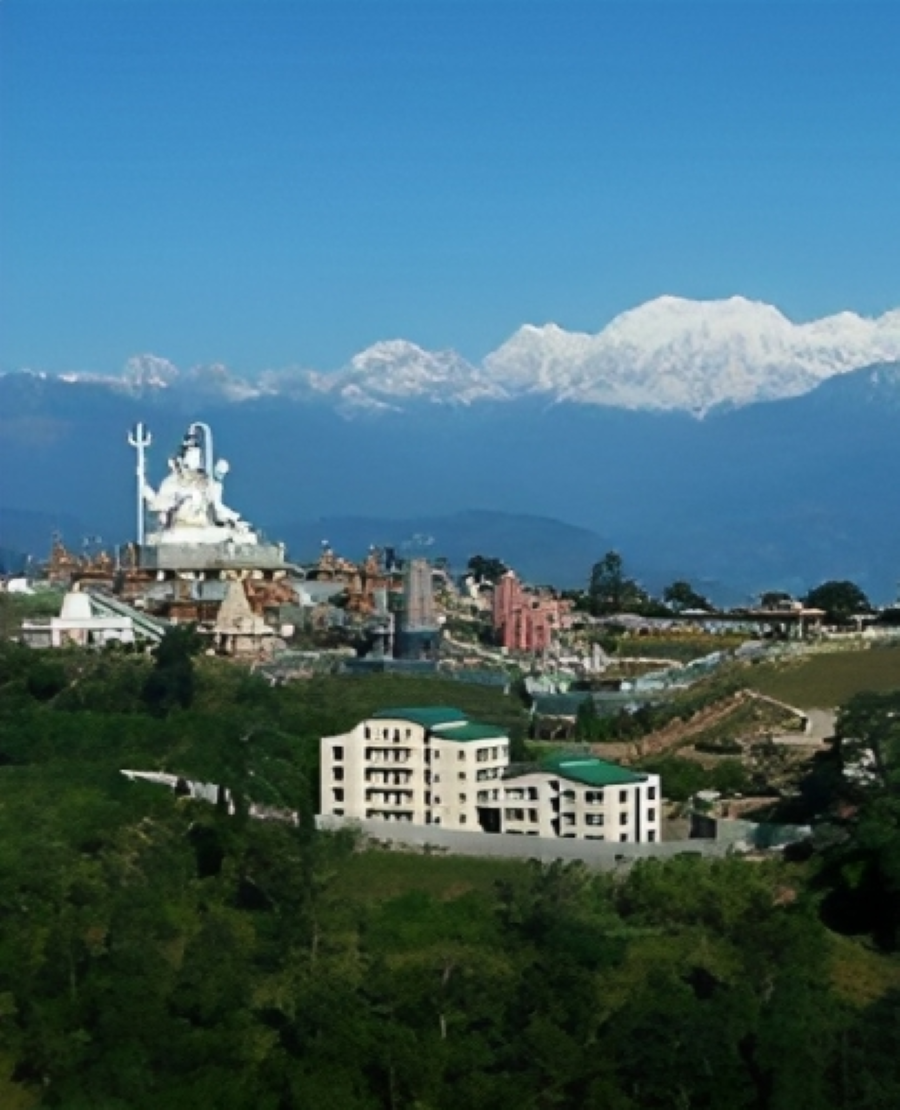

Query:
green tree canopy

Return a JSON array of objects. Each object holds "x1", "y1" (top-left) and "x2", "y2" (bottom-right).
[
  {"x1": 759, "y1": 590, "x2": 794, "y2": 609},
  {"x1": 466, "y1": 554, "x2": 508, "y2": 585},
  {"x1": 663, "y1": 579, "x2": 712, "y2": 612},
  {"x1": 588, "y1": 551, "x2": 651, "y2": 616},
  {"x1": 816, "y1": 690, "x2": 900, "y2": 950},
  {"x1": 803, "y1": 580, "x2": 872, "y2": 625},
  {"x1": 142, "y1": 624, "x2": 204, "y2": 716}
]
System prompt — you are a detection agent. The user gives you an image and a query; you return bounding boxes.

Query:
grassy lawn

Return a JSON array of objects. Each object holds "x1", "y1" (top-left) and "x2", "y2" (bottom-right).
[
  {"x1": 614, "y1": 635, "x2": 746, "y2": 664},
  {"x1": 828, "y1": 931, "x2": 900, "y2": 1007},
  {"x1": 748, "y1": 645, "x2": 900, "y2": 707},
  {"x1": 328, "y1": 845, "x2": 529, "y2": 905}
]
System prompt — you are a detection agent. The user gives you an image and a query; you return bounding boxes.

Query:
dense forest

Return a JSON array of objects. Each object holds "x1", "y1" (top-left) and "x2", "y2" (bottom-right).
[{"x1": 1, "y1": 631, "x2": 899, "y2": 1108}]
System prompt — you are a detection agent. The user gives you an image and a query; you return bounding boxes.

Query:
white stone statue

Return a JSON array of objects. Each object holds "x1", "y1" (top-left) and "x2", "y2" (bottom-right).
[{"x1": 142, "y1": 423, "x2": 258, "y2": 546}]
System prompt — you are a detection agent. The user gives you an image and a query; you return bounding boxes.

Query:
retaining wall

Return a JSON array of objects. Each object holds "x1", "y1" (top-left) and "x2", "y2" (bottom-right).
[{"x1": 315, "y1": 815, "x2": 732, "y2": 869}]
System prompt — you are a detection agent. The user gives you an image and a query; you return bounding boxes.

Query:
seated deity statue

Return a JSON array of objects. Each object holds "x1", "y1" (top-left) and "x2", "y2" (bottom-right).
[{"x1": 141, "y1": 427, "x2": 258, "y2": 546}]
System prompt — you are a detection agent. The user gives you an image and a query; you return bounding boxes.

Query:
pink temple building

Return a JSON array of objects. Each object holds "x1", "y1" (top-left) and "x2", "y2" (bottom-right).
[{"x1": 492, "y1": 570, "x2": 562, "y2": 652}]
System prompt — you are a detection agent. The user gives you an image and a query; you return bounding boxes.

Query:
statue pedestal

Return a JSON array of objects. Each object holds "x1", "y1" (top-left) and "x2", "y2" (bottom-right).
[{"x1": 138, "y1": 541, "x2": 287, "y2": 572}]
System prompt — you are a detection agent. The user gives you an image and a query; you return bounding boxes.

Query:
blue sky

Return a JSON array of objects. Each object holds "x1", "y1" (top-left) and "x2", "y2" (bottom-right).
[{"x1": 2, "y1": 0, "x2": 898, "y2": 374}]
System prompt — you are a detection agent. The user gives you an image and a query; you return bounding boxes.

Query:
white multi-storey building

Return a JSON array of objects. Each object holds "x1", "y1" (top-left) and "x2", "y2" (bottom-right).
[
  {"x1": 320, "y1": 707, "x2": 662, "y2": 843},
  {"x1": 320, "y1": 707, "x2": 509, "y2": 831},
  {"x1": 497, "y1": 753, "x2": 661, "y2": 843}
]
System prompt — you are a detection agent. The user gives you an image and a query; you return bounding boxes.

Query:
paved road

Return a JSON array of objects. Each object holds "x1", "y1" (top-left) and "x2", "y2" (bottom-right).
[
  {"x1": 772, "y1": 707, "x2": 836, "y2": 746},
  {"x1": 807, "y1": 708, "x2": 837, "y2": 740}
]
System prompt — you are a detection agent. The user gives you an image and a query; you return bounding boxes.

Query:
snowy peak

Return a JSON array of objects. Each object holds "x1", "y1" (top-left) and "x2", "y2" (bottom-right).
[
  {"x1": 123, "y1": 354, "x2": 180, "y2": 391},
  {"x1": 485, "y1": 296, "x2": 900, "y2": 412},
  {"x1": 601, "y1": 295, "x2": 793, "y2": 344},
  {"x1": 10, "y1": 296, "x2": 900, "y2": 415},
  {"x1": 306, "y1": 339, "x2": 508, "y2": 413}
]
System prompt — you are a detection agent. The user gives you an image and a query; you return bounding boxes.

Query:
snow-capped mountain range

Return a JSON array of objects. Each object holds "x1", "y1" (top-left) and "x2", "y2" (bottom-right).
[{"x1": 29, "y1": 295, "x2": 900, "y2": 415}]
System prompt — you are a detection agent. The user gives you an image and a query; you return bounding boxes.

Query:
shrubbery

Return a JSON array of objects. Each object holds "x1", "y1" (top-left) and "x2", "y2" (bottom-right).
[{"x1": 1, "y1": 642, "x2": 899, "y2": 1106}]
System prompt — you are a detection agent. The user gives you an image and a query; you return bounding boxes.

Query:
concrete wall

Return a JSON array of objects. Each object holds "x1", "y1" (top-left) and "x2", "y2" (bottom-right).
[{"x1": 316, "y1": 814, "x2": 732, "y2": 869}]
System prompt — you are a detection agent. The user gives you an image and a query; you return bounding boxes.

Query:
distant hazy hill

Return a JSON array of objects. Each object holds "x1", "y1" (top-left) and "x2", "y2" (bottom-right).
[
  {"x1": 1, "y1": 358, "x2": 899, "y2": 602},
  {"x1": 272, "y1": 510, "x2": 611, "y2": 589}
]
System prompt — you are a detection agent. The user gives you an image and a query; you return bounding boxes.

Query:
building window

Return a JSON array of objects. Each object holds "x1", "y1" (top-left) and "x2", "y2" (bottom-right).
[
  {"x1": 364, "y1": 727, "x2": 371, "y2": 739},
  {"x1": 333, "y1": 767, "x2": 344, "y2": 781},
  {"x1": 648, "y1": 786, "x2": 657, "y2": 800},
  {"x1": 333, "y1": 746, "x2": 344, "y2": 761},
  {"x1": 433, "y1": 751, "x2": 440, "y2": 760},
  {"x1": 585, "y1": 814, "x2": 604, "y2": 826},
  {"x1": 619, "y1": 813, "x2": 628, "y2": 825},
  {"x1": 619, "y1": 790, "x2": 627, "y2": 803},
  {"x1": 619, "y1": 833, "x2": 628, "y2": 842},
  {"x1": 458, "y1": 772, "x2": 466, "y2": 781},
  {"x1": 529, "y1": 809, "x2": 538, "y2": 822},
  {"x1": 648, "y1": 830, "x2": 657, "y2": 842},
  {"x1": 647, "y1": 808, "x2": 656, "y2": 822},
  {"x1": 405, "y1": 728, "x2": 412, "y2": 738},
  {"x1": 333, "y1": 808, "x2": 344, "y2": 816},
  {"x1": 459, "y1": 815, "x2": 467, "y2": 824},
  {"x1": 458, "y1": 751, "x2": 466, "y2": 761},
  {"x1": 333, "y1": 788, "x2": 344, "y2": 802},
  {"x1": 459, "y1": 793, "x2": 466, "y2": 803}
]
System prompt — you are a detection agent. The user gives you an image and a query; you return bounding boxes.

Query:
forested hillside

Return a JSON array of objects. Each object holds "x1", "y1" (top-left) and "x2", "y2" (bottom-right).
[{"x1": 1, "y1": 633, "x2": 899, "y2": 1108}]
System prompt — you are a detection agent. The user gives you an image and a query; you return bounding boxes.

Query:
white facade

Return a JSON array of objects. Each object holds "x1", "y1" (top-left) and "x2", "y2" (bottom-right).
[
  {"x1": 320, "y1": 710, "x2": 508, "y2": 831},
  {"x1": 498, "y1": 759, "x2": 661, "y2": 843},
  {"x1": 320, "y1": 710, "x2": 661, "y2": 843},
  {"x1": 21, "y1": 590, "x2": 135, "y2": 649}
]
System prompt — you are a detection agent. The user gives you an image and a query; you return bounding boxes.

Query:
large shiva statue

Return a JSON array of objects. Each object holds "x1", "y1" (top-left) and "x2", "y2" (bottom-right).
[{"x1": 134, "y1": 422, "x2": 259, "y2": 547}]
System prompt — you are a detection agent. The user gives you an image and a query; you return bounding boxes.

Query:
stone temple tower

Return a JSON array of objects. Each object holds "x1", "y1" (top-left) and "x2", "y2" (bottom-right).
[{"x1": 396, "y1": 558, "x2": 440, "y2": 660}]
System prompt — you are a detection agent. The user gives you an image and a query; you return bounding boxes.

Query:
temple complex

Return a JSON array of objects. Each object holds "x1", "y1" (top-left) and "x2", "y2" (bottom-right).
[{"x1": 23, "y1": 420, "x2": 451, "y2": 666}]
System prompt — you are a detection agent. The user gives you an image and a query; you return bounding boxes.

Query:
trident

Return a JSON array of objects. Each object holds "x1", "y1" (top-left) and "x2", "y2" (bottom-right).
[{"x1": 128, "y1": 422, "x2": 152, "y2": 545}]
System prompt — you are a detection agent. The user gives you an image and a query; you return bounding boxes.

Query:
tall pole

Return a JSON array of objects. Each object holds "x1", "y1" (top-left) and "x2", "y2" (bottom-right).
[{"x1": 128, "y1": 422, "x2": 152, "y2": 545}]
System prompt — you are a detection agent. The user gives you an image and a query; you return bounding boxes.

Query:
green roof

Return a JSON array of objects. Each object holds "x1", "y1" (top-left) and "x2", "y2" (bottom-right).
[
  {"x1": 371, "y1": 706, "x2": 467, "y2": 728},
  {"x1": 433, "y1": 722, "x2": 508, "y2": 743},
  {"x1": 538, "y1": 752, "x2": 647, "y2": 788},
  {"x1": 369, "y1": 707, "x2": 506, "y2": 743}
]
